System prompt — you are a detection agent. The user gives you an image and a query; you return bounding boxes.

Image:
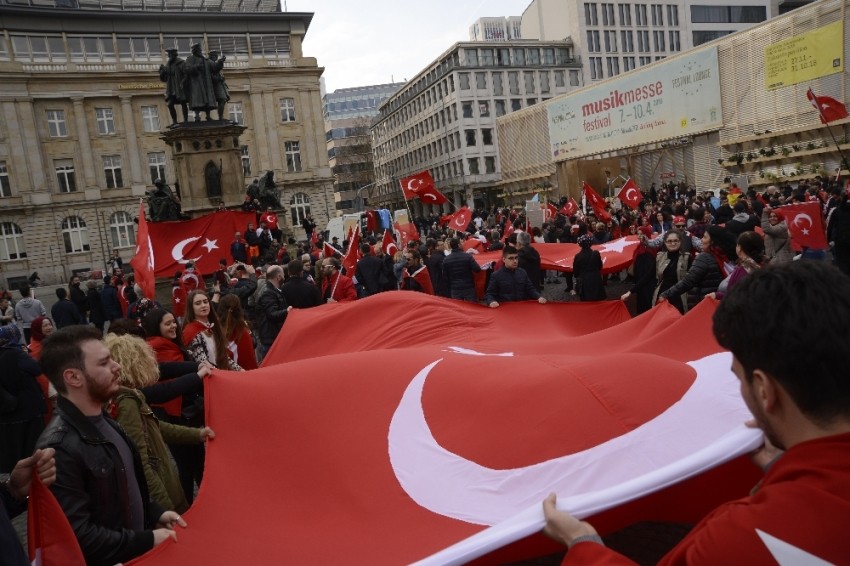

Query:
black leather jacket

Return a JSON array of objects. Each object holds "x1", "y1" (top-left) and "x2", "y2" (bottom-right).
[{"x1": 36, "y1": 396, "x2": 163, "y2": 566}]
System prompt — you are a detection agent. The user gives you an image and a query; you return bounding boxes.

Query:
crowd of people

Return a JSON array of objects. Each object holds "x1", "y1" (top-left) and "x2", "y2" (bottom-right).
[{"x1": 1, "y1": 173, "x2": 849, "y2": 563}]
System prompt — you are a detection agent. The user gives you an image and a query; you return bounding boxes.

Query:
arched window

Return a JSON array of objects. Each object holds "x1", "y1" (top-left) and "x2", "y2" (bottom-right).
[
  {"x1": 109, "y1": 211, "x2": 136, "y2": 249},
  {"x1": 290, "y1": 192, "x2": 311, "y2": 225},
  {"x1": 0, "y1": 222, "x2": 26, "y2": 260},
  {"x1": 61, "y1": 216, "x2": 90, "y2": 253}
]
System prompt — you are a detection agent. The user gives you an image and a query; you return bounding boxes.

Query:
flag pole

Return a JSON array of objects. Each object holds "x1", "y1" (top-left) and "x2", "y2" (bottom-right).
[{"x1": 809, "y1": 86, "x2": 850, "y2": 174}]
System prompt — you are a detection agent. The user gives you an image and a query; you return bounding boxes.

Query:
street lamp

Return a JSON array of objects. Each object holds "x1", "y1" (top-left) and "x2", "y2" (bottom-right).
[{"x1": 355, "y1": 181, "x2": 378, "y2": 212}]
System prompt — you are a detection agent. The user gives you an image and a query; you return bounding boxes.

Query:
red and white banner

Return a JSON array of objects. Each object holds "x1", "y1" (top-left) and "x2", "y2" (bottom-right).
[
  {"x1": 781, "y1": 201, "x2": 828, "y2": 250},
  {"x1": 129, "y1": 200, "x2": 156, "y2": 300},
  {"x1": 474, "y1": 236, "x2": 642, "y2": 275},
  {"x1": 617, "y1": 178, "x2": 643, "y2": 210},
  {"x1": 133, "y1": 295, "x2": 761, "y2": 565},
  {"x1": 400, "y1": 171, "x2": 448, "y2": 204},
  {"x1": 807, "y1": 88, "x2": 850, "y2": 124},
  {"x1": 144, "y1": 211, "x2": 256, "y2": 278}
]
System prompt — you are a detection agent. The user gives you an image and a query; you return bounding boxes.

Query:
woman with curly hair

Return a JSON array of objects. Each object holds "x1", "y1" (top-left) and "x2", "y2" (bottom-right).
[
  {"x1": 658, "y1": 225, "x2": 736, "y2": 308},
  {"x1": 104, "y1": 333, "x2": 214, "y2": 513},
  {"x1": 216, "y1": 293, "x2": 257, "y2": 370},
  {"x1": 182, "y1": 289, "x2": 242, "y2": 371}
]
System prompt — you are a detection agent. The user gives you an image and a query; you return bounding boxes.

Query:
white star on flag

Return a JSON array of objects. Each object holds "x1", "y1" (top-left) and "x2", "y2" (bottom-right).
[
  {"x1": 598, "y1": 237, "x2": 639, "y2": 254},
  {"x1": 802, "y1": 228, "x2": 810, "y2": 235},
  {"x1": 202, "y1": 238, "x2": 219, "y2": 252},
  {"x1": 756, "y1": 529, "x2": 831, "y2": 565}
]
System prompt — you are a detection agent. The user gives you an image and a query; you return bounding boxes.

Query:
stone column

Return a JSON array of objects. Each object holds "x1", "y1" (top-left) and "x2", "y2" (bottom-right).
[
  {"x1": 2, "y1": 99, "x2": 46, "y2": 197},
  {"x1": 249, "y1": 91, "x2": 271, "y2": 173},
  {"x1": 119, "y1": 95, "x2": 144, "y2": 187},
  {"x1": 71, "y1": 97, "x2": 97, "y2": 189}
]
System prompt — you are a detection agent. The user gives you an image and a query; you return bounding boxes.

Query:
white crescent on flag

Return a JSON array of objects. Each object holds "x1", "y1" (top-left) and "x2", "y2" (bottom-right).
[
  {"x1": 171, "y1": 237, "x2": 203, "y2": 264},
  {"x1": 793, "y1": 213, "x2": 813, "y2": 228},
  {"x1": 408, "y1": 178, "x2": 424, "y2": 192},
  {"x1": 625, "y1": 188, "x2": 638, "y2": 201}
]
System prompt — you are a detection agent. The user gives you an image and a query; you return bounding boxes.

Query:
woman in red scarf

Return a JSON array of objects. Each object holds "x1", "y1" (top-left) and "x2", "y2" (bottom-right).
[
  {"x1": 182, "y1": 289, "x2": 242, "y2": 371},
  {"x1": 215, "y1": 294, "x2": 257, "y2": 370},
  {"x1": 26, "y1": 316, "x2": 54, "y2": 360}
]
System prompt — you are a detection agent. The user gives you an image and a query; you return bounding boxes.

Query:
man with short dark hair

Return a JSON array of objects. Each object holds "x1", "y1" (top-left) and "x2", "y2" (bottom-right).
[
  {"x1": 321, "y1": 258, "x2": 357, "y2": 303},
  {"x1": 543, "y1": 262, "x2": 850, "y2": 564},
  {"x1": 281, "y1": 260, "x2": 322, "y2": 309},
  {"x1": 442, "y1": 238, "x2": 483, "y2": 302},
  {"x1": 485, "y1": 246, "x2": 547, "y2": 308},
  {"x1": 14, "y1": 284, "x2": 46, "y2": 343},
  {"x1": 36, "y1": 326, "x2": 186, "y2": 566},
  {"x1": 255, "y1": 264, "x2": 290, "y2": 362},
  {"x1": 355, "y1": 243, "x2": 387, "y2": 296},
  {"x1": 51, "y1": 287, "x2": 82, "y2": 328},
  {"x1": 726, "y1": 201, "x2": 758, "y2": 237},
  {"x1": 516, "y1": 231, "x2": 543, "y2": 292},
  {"x1": 69, "y1": 275, "x2": 89, "y2": 324}
]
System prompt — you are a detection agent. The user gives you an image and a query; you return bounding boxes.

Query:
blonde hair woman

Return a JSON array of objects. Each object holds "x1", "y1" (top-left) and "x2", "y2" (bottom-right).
[{"x1": 105, "y1": 333, "x2": 215, "y2": 513}]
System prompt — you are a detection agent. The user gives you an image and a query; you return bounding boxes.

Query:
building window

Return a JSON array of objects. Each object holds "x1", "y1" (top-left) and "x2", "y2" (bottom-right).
[
  {"x1": 279, "y1": 97, "x2": 296, "y2": 122},
  {"x1": 570, "y1": 70, "x2": 581, "y2": 86},
  {"x1": 492, "y1": 72, "x2": 503, "y2": 96},
  {"x1": 0, "y1": 223, "x2": 26, "y2": 260},
  {"x1": 527, "y1": 49, "x2": 540, "y2": 65},
  {"x1": 497, "y1": 47, "x2": 510, "y2": 66},
  {"x1": 55, "y1": 159, "x2": 76, "y2": 193},
  {"x1": 524, "y1": 71, "x2": 536, "y2": 93},
  {"x1": 290, "y1": 192, "x2": 311, "y2": 225},
  {"x1": 468, "y1": 157, "x2": 479, "y2": 175},
  {"x1": 607, "y1": 57, "x2": 620, "y2": 76},
  {"x1": 481, "y1": 48, "x2": 494, "y2": 66},
  {"x1": 638, "y1": 30, "x2": 650, "y2": 52},
  {"x1": 539, "y1": 71, "x2": 550, "y2": 93},
  {"x1": 669, "y1": 30, "x2": 681, "y2": 51},
  {"x1": 690, "y1": 5, "x2": 765, "y2": 23},
  {"x1": 482, "y1": 129, "x2": 493, "y2": 145},
  {"x1": 475, "y1": 72, "x2": 487, "y2": 90},
  {"x1": 542, "y1": 48, "x2": 555, "y2": 65},
  {"x1": 651, "y1": 4, "x2": 664, "y2": 25},
  {"x1": 653, "y1": 30, "x2": 666, "y2": 51},
  {"x1": 513, "y1": 48, "x2": 525, "y2": 65},
  {"x1": 624, "y1": 56, "x2": 636, "y2": 71},
  {"x1": 602, "y1": 3, "x2": 615, "y2": 25},
  {"x1": 103, "y1": 155, "x2": 123, "y2": 189},
  {"x1": 619, "y1": 3, "x2": 632, "y2": 25},
  {"x1": 485, "y1": 156, "x2": 496, "y2": 174},
  {"x1": 229, "y1": 101, "x2": 244, "y2": 125},
  {"x1": 554, "y1": 70, "x2": 566, "y2": 87},
  {"x1": 0, "y1": 162, "x2": 10, "y2": 197},
  {"x1": 511, "y1": 98, "x2": 522, "y2": 112},
  {"x1": 61, "y1": 216, "x2": 90, "y2": 253},
  {"x1": 109, "y1": 211, "x2": 136, "y2": 249},
  {"x1": 636, "y1": 4, "x2": 648, "y2": 25},
  {"x1": 622, "y1": 31, "x2": 634, "y2": 52},
  {"x1": 508, "y1": 71, "x2": 520, "y2": 95},
  {"x1": 95, "y1": 107, "x2": 115, "y2": 135},
  {"x1": 479, "y1": 101, "x2": 490, "y2": 117},
  {"x1": 604, "y1": 30, "x2": 618, "y2": 52},
  {"x1": 47, "y1": 110, "x2": 67, "y2": 137},
  {"x1": 587, "y1": 30, "x2": 601, "y2": 53},
  {"x1": 462, "y1": 101, "x2": 473, "y2": 118},
  {"x1": 241, "y1": 146, "x2": 251, "y2": 177},
  {"x1": 495, "y1": 99, "x2": 507, "y2": 116},
  {"x1": 148, "y1": 152, "x2": 166, "y2": 184},
  {"x1": 667, "y1": 4, "x2": 679, "y2": 25},
  {"x1": 692, "y1": 30, "x2": 733, "y2": 45},
  {"x1": 285, "y1": 141, "x2": 302, "y2": 172},
  {"x1": 589, "y1": 57, "x2": 604, "y2": 80},
  {"x1": 141, "y1": 106, "x2": 160, "y2": 132},
  {"x1": 459, "y1": 73, "x2": 471, "y2": 90},
  {"x1": 465, "y1": 129, "x2": 477, "y2": 147},
  {"x1": 465, "y1": 48, "x2": 478, "y2": 66},
  {"x1": 585, "y1": 3, "x2": 599, "y2": 25},
  {"x1": 639, "y1": 56, "x2": 653, "y2": 66},
  {"x1": 527, "y1": 98, "x2": 537, "y2": 106}
]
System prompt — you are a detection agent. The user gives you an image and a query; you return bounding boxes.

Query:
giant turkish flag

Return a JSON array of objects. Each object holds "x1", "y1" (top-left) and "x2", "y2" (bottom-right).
[
  {"x1": 130, "y1": 295, "x2": 760, "y2": 565},
  {"x1": 145, "y1": 211, "x2": 256, "y2": 278},
  {"x1": 473, "y1": 236, "x2": 641, "y2": 275}
]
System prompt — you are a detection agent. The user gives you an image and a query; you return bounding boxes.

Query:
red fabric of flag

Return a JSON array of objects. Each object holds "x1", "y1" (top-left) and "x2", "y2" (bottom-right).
[
  {"x1": 545, "y1": 202, "x2": 558, "y2": 220},
  {"x1": 449, "y1": 206, "x2": 473, "y2": 233},
  {"x1": 323, "y1": 241, "x2": 339, "y2": 259},
  {"x1": 400, "y1": 171, "x2": 448, "y2": 204},
  {"x1": 807, "y1": 88, "x2": 850, "y2": 124},
  {"x1": 129, "y1": 200, "x2": 156, "y2": 300},
  {"x1": 28, "y1": 468, "x2": 86, "y2": 566},
  {"x1": 405, "y1": 265, "x2": 435, "y2": 295},
  {"x1": 394, "y1": 222, "x2": 420, "y2": 250},
  {"x1": 782, "y1": 201, "x2": 827, "y2": 250},
  {"x1": 502, "y1": 222, "x2": 515, "y2": 242},
  {"x1": 617, "y1": 178, "x2": 643, "y2": 210},
  {"x1": 583, "y1": 182, "x2": 612, "y2": 222},
  {"x1": 561, "y1": 198, "x2": 579, "y2": 217},
  {"x1": 381, "y1": 229, "x2": 398, "y2": 257},
  {"x1": 146, "y1": 211, "x2": 256, "y2": 277},
  {"x1": 341, "y1": 225, "x2": 361, "y2": 276}
]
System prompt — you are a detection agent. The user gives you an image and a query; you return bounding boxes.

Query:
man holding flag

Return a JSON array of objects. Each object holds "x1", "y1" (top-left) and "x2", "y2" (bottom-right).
[{"x1": 2, "y1": 448, "x2": 58, "y2": 566}]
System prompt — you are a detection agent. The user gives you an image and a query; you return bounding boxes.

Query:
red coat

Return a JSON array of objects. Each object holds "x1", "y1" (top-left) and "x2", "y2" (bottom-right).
[
  {"x1": 321, "y1": 272, "x2": 357, "y2": 303},
  {"x1": 172, "y1": 284, "x2": 187, "y2": 318},
  {"x1": 229, "y1": 325, "x2": 257, "y2": 370}
]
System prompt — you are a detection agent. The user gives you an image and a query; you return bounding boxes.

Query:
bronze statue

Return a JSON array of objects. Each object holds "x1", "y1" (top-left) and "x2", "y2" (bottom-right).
[
  {"x1": 147, "y1": 179, "x2": 185, "y2": 221},
  {"x1": 208, "y1": 50, "x2": 230, "y2": 121},
  {"x1": 183, "y1": 43, "x2": 218, "y2": 121},
  {"x1": 159, "y1": 48, "x2": 188, "y2": 125},
  {"x1": 254, "y1": 171, "x2": 282, "y2": 209}
]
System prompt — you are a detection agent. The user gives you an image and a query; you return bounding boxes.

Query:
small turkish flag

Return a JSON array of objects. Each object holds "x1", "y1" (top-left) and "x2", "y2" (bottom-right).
[
  {"x1": 394, "y1": 222, "x2": 420, "y2": 250},
  {"x1": 129, "y1": 199, "x2": 156, "y2": 300},
  {"x1": 449, "y1": 206, "x2": 473, "y2": 233},
  {"x1": 561, "y1": 198, "x2": 579, "y2": 217},
  {"x1": 583, "y1": 182, "x2": 612, "y2": 222},
  {"x1": 545, "y1": 202, "x2": 558, "y2": 220},
  {"x1": 28, "y1": 466, "x2": 86, "y2": 566},
  {"x1": 341, "y1": 225, "x2": 361, "y2": 276},
  {"x1": 381, "y1": 229, "x2": 398, "y2": 257},
  {"x1": 617, "y1": 178, "x2": 643, "y2": 210},
  {"x1": 404, "y1": 265, "x2": 435, "y2": 295},
  {"x1": 807, "y1": 88, "x2": 849, "y2": 124},
  {"x1": 400, "y1": 171, "x2": 448, "y2": 204},
  {"x1": 323, "y1": 241, "x2": 340, "y2": 259},
  {"x1": 782, "y1": 201, "x2": 827, "y2": 250}
]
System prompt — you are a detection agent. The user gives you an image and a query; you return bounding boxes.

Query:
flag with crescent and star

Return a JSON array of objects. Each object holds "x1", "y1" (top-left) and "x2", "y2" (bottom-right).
[
  {"x1": 582, "y1": 181, "x2": 612, "y2": 222},
  {"x1": 381, "y1": 229, "x2": 398, "y2": 257},
  {"x1": 806, "y1": 88, "x2": 850, "y2": 124},
  {"x1": 145, "y1": 211, "x2": 256, "y2": 278},
  {"x1": 561, "y1": 197, "x2": 579, "y2": 217},
  {"x1": 781, "y1": 201, "x2": 828, "y2": 251},
  {"x1": 341, "y1": 224, "x2": 361, "y2": 276},
  {"x1": 449, "y1": 206, "x2": 473, "y2": 233},
  {"x1": 473, "y1": 236, "x2": 641, "y2": 274},
  {"x1": 394, "y1": 222, "x2": 420, "y2": 250},
  {"x1": 400, "y1": 171, "x2": 448, "y2": 205},
  {"x1": 129, "y1": 199, "x2": 156, "y2": 300},
  {"x1": 130, "y1": 294, "x2": 764, "y2": 565},
  {"x1": 617, "y1": 178, "x2": 644, "y2": 210}
]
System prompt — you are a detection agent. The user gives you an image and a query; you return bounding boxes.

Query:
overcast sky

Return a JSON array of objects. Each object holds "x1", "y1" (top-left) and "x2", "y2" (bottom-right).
[{"x1": 283, "y1": 0, "x2": 532, "y2": 92}]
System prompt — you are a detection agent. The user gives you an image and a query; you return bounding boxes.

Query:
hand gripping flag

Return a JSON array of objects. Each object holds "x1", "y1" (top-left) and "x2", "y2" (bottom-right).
[
  {"x1": 582, "y1": 181, "x2": 612, "y2": 222},
  {"x1": 28, "y1": 467, "x2": 86, "y2": 566},
  {"x1": 129, "y1": 199, "x2": 156, "y2": 300},
  {"x1": 617, "y1": 178, "x2": 644, "y2": 210},
  {"x1": 782, "y1": 201, "x2": 828, "y2": 250},
  {"x1": 807, "y1": 88, "x2": 850, "y2": 124},
  {"x1": 449, "y1": 206, "x2": 473, "y2": 233},
  {"x1": 400, "y1": 171, "x2": 448, "y2": 204}
]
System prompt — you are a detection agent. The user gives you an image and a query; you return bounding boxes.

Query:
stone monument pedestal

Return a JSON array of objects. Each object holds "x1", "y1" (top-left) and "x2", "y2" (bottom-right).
[{"x1": 161, "y1": 121, "x2": 247, "y2": 214}]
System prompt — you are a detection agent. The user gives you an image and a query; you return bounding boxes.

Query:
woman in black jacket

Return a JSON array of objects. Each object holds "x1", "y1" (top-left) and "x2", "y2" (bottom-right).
[
  {"x1": 659, "y1": 225, "x2": 736, "y2": 308},
  {"x1": 573, "y1": 235, "x2": 606, "y2": 301}
]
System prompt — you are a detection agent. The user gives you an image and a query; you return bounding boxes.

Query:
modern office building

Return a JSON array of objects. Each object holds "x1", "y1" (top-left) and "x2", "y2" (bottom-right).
[
  {"x1": 370, "y1": 40, "x2": 582, "y2": 213},
  {"x1": 520, "y1": 0, "x2": 804, "y2": 84},
  {"x1": 0, "y1": 0, "x2": 333, "y2": 289},
  {"x1": 323, "y1": 83, "x2": 404, "y2": 215},
  {"x1": 468, "y1": 16, "x2": 523, "y2": 41}
]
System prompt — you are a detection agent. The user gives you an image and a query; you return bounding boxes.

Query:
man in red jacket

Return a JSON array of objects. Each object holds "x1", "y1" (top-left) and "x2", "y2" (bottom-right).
[
  {"x1": 320, "y1": 258, "x2": 357, "y2": 303},
  {"x1": 543, "y1": 261, "x2": 850, "y2": 565}
]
